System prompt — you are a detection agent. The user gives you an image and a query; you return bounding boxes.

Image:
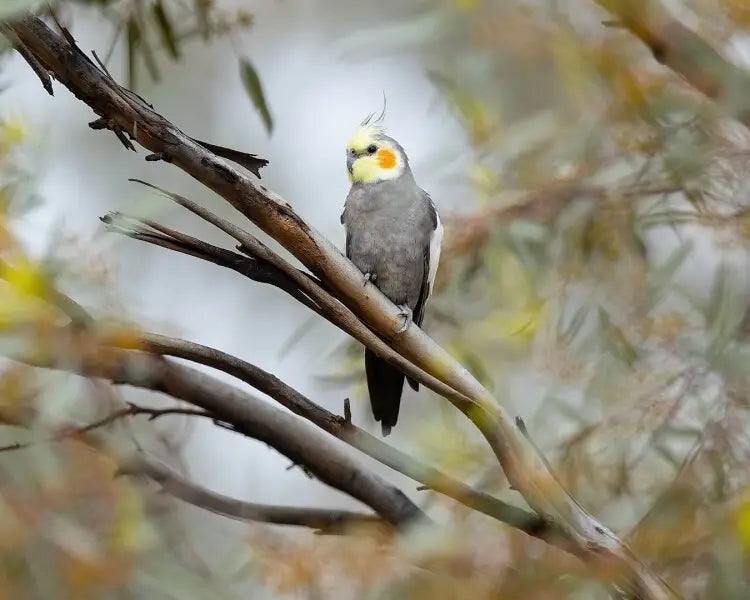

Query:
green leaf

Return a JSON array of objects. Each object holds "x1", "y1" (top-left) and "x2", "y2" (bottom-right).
[
  {"x1": 126, "y1": 17, "x2": 140, "y2": 90},
  {"x1": 0, "y1": 0, "x2": 48, "y2": 20},
  {"x1": 706, "y1": 263, "x2": 730, "y2": 331},
  {"x1": 239, "y1": 58, "x2": 273, "y2": 135},
  {"x1": 558, "y1": 304, "x2": 588, "y2": 345},
  {"x1": 598, "y1": 307, "x2": 638, "y2": 366},
  {"x1": 152, "y1": 0, "x2": 180, "y2": 60},
  {"x1": 195, "y1": 0, "x2": 212, "y2": 40},
  {"x1": 645, "y1": 241, "x2": 693, "y2": 310}
]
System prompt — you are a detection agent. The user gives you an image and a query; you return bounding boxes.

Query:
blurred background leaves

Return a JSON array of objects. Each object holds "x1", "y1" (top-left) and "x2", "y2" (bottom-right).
[{"x1": 2, "y1": 0, "x2": 750, "y2": 598}]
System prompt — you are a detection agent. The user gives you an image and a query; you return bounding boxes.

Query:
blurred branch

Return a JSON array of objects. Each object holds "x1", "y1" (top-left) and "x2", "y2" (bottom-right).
[
  {"x1": 594, "y1": 0, "x2": 750, "y2": 127},
  {"x1": 125, "y1": 332, "x2": 568, "y2": 547},
  {"x1": 443, "y1": 183, "x2": 677, "y2": 271},
  {"x1": 4, "y1": 330, "x2": 426, "y2": 529},
  {"x1": 0, "y1": 403, "x2": 214, "y2": 454},
  {"x1": 0, "y1": 398, "x2": 383, "y2": 533},
  {"x1": 119, "y1": 456, "x2": 383, "y2": 534},
  {"x1": 5, "y1": 15, "x2": 677, "y2": 599}
]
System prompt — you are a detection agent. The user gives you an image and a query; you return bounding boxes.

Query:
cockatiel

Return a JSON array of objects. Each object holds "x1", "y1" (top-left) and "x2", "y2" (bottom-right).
[{"x1": 341, "y1": 117, "x2": 443, "y2": 436}]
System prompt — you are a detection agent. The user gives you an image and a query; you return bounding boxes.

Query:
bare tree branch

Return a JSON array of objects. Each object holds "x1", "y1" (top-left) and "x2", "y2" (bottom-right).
[
  {"x1": 120, "y1": 180, "x2": 475, "y2": 410},
  {"x1": 100, "y1": 211, "x2": 322, "y2": 314},
  {"x1": 119, "y1": 456, "x2": 383, "y2": 533},
  {"x1": 5, "y1": 16, "x2": 677, "y2": 599},
  {"x1": 3, "y1": 329, "x2": 426, "y2": 529},
  {"x1": 0, "y1": 356, "x2": 553, "y2": 543},
  {"x1": 0, "y1": 26, "x2": 53, "y2": 95},
  {"x1": 116, "y1": 331, "x2": 568, "y2": 544},
  {"x1": 0, "y1": 403, "x2": 216, "y2": 454},
  {"x1": 0, "y1": 399, "x2": 383, "y2": 533}
]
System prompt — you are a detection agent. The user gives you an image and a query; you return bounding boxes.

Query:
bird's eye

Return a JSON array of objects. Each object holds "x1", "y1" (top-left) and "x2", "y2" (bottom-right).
[{"x1": 367, "y1": 144, "x2": 377, "y2": 154}]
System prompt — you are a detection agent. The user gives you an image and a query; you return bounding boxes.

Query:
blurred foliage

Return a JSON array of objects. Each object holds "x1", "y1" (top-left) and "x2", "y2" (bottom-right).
[
  {"x1": 0, "y1": 107, "x2": 246, "y2": 599},
  {"x1": 1, "y1": 0, "x2": 272, "y2": 133},
  {"x1": 61, "y1": 0, "x2": 256, "y2": 89},
  {"x1": 333, "y1": 0, "x2": 750, "y2": 598},
  {"x1": 3, "y1": 0, "x2": 750, "y2": 599},
  {"x1": 0, "y1": 1, "x2": 48, "y2": 22}
]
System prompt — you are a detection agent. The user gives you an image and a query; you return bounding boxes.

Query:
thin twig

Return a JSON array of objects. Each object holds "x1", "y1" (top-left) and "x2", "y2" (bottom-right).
[
  {"x1": 4, "y1": 331, "x2": 426, "y2": 529},
  {"x1": 101, "y1": 211, "x2": 321, "y2": 313},
  {"x1": 0, "y1": 403, "x2": 214, "y2": 454}
]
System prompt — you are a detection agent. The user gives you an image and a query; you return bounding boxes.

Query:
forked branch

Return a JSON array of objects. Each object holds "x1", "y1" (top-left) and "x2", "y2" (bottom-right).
[{"x1": 3, "y1": 329, "x2": 426, "y2": 529}]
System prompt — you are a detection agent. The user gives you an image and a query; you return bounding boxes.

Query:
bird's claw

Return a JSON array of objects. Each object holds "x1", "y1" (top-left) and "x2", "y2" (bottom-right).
[
  {"x1": 363, "y1": 272, "x2": 376, "y2": 286},
  {"x1": 395, "y1": 304, "x2": 412, "y2": 334}
]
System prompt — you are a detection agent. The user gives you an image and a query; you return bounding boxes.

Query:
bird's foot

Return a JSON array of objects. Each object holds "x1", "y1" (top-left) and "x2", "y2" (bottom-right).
[
  {"x1": 395, "y1": 304, "x2": 413, "y2": 334},
  {"x1": 363, "y1": 272, "x2": 376, "y2": 286}
]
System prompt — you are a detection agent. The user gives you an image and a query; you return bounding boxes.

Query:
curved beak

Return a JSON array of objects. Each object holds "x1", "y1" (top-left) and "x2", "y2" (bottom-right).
[{"x1": 346, "y1": 153, "x2": 355, "y2": 174}]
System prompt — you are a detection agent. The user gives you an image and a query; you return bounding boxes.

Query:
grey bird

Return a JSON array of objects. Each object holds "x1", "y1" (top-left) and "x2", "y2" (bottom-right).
[{"x1": 341, "y1": 118, "x2": 443, "y2": 436}]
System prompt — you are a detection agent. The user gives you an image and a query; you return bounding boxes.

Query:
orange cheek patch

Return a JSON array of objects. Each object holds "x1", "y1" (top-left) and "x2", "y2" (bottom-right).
[{"x1": 377, "y1": 148, "x2": 397, "y2": 170}]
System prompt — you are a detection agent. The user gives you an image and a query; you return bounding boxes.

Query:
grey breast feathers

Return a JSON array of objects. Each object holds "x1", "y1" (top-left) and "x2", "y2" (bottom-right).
[{"x1": 342, "y1": 177, "x2": 436, "y2": 309}]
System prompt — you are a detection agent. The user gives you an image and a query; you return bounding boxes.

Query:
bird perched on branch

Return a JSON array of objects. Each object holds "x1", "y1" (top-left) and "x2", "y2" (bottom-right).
[{"x1": 341, "y1": 114, "x2": 443, "y2": 436}]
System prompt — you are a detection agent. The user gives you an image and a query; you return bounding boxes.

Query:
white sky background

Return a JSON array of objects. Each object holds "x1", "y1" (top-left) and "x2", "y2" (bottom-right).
[{"x1": 0, "y1": 1, "x2": 472, "y2": 587}]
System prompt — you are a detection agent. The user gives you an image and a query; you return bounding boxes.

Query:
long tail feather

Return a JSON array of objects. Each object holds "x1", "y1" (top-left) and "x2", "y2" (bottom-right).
[{"x1": 365, "y1": 350, "x2": 404, "y2": 436}]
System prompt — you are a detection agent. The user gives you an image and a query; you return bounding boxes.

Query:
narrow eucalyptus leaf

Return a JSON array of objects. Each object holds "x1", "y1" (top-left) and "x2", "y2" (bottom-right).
[
  {"x1": 239, "y1": 58, "x2": 273, "y2": 135},
  {"x1": 152, "y1": 0, "x2": 180, "y2": 60}
]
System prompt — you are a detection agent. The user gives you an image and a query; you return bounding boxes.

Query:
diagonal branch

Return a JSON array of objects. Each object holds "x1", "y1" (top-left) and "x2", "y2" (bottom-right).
[
  {"x1": 118, "y1": 180, "x2": 475, "y2": 409},
  {"x1": 123, "y1": 331, "x2": 565, "y2": 544},
  {"x1": 0, "y1": 399, "x2": 383, "y2": 533},
  {"x1": 100, "y1": 211, "x2": 322, "y2": 314},
  {"x1": 3, "y1": 328, "x2": 426, "y2": 529},
  {"x1": 6, "y1": 15, "x2": 677, "y2": 599}
]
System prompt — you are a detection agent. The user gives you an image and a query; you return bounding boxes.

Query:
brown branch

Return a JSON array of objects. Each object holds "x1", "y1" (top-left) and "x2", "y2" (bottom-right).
[
  {"x1": 100, "y1": 211, "x2": 322, "y2": 314},
  {"x1": 0, "y1": 399, "x2": 382, "y2": 533},
  {"x1": 0, "y1": 26, "x2": 53, "y2": 95},
  {"x1": 124, "y1": 331, "x2": 565, "y2": 545},
  {"x1": 3, "y1": 330, "x2": 426, "y2": 529},
  {"x1": 119, "y1": 456, "x2": 383, "y2": 533},
  {"x1": 122, "y1": 179, "x2": 476, "y2": 410},
  {"x1": 2, "y1": 324, "x2": 566, "y2": 549},
  {"x1": 6, "y1": 16, "x2": 677, "y2": 598},
  {"x1": 594, "y1": 0, "x2": 750, "y2": 128}
]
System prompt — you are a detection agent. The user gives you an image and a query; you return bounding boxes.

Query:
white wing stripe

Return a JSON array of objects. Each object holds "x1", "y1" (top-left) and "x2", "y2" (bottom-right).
[{"x1": 427, "y1": 212, "x2": 443, "y2": 297}]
